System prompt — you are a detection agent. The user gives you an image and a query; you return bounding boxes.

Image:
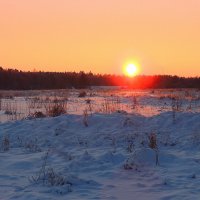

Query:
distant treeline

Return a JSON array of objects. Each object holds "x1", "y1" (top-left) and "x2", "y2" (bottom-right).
[{"x1": 0, "y1": 67, "x2": 200, "y2": 90}]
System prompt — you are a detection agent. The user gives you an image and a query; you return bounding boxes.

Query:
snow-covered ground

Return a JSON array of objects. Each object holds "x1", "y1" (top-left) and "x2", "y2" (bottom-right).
[
  {"x1": 0, "y1": 88, "x2": 199, "y2": 122},
  {"x1": 0, "y1": 89, "x2": 200, "y2": 199}
]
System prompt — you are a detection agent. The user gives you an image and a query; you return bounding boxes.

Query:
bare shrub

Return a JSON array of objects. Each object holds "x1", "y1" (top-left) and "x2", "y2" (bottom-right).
[
  {"x1": 1, "y1": 135, "x2": 10, "y2": 152},
  {"x1": 171, "y1": 97, "x2": 182, "y2": 123},
  {"x1": 4, "y1": 101, "x2": 17, "y2": 115},
  {"x1": 27, "y1": 97, "x2": 41, "y2": 110},
  {"x1": 85, "y1": 99, "x2": 93, "y2": 113},
  {"x1": 100, "y1": 97, "x2": 121, "y2": 114},
  {"x1": 124, "y1": 162, "x2": 134, "y2": 170},
  {"x1": 33, "y1": 111, "x2": 46, "y2": 118},
  {"x1": 83, "y1": 109, "x2": 89, "y2": 127},
  {"x1": 78, "y1": 91, "x2": 87, "y2": 97},
  {"x1": 126, "y1": 136, "x2": 134, "y2": 153},
  {"x1": 171, "y1": 97, "x2": 182, "y2": 111},
  {"x1": 25, "y1": 139, "x2": 42, "y2": 152},
  {"x1": 44, "y1": 167, "x2": 69, "y2": 186},
  {"x1": 45, "y1": 102, "x2": 66, "y2": 117},
  {"x1": 30, "y1": 150, "x2": 72, "y2": 190},
  {"x1": 132, "y1": 95, "x2": 137, "y2": 109},
  {"x1": 101, "y1": 99, "x2": 111, "y2": 113},
  {"x1": 148, "y1": 133, "x2": 159, "y2": 166},
  {"x1": 123, "y1": 157, "x2": 138, "y2": 170}
]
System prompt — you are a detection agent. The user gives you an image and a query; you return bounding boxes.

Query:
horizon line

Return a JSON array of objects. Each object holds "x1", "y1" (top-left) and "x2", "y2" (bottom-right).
[{"x1": 0, "y1": 66, "x2": 199, "y2": 79}]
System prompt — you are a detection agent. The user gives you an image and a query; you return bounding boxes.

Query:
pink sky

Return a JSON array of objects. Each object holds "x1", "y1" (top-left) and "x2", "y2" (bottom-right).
[{"x1": 0, "y1": 0, "x2": 200, "y2": 76}]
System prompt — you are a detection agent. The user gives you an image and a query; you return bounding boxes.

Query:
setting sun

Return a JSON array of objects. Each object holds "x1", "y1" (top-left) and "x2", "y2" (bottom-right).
[{"x1": 124, "y1": 63, "x2": 139, "y2": 77}]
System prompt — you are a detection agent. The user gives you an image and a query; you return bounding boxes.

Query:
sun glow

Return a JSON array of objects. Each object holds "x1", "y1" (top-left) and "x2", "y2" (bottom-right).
[{"x1": 124, "y1": 63, "x2": 139, "y2": 77}]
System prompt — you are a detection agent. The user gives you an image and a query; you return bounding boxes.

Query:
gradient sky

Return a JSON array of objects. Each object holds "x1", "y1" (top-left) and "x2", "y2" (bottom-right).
[{"x1": 0, "y1": 0, "x2": 200, "y2": 76}]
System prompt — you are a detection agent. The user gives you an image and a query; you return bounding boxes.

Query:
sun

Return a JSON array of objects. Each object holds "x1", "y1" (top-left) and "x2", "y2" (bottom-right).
[{"x1": 124, "y1": 63, "x2": 139, "y2": 77}]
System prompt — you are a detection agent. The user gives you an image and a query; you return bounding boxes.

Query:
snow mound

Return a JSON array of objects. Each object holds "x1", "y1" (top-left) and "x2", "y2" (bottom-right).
[{"x1": 0, "y1": 111, "x2": 200, "y2": 199}]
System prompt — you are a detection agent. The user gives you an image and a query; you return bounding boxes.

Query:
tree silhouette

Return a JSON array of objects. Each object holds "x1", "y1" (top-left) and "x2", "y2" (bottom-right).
[{"x1": 0, "y1": 67, "x2": 199, "y2": 90}]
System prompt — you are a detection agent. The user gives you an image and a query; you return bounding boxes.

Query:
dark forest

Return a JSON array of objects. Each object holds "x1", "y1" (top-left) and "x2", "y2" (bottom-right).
[{"x1": 0, "y1": 67, "x2": 199, "y2": 90}]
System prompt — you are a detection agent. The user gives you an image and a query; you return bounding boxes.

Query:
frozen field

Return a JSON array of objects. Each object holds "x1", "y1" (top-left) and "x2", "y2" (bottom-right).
[
  {"x1": 0, "y1": 88, "x2": 200, "y2": 122},
  {"x1": 0, "y1": 88, "x2": 200, "y2": 199}
]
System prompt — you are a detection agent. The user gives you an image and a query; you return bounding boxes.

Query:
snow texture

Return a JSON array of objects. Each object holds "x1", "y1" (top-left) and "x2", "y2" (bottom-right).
[{"x1": 0, "y1": 89, "x2": 200, "y2": 199}]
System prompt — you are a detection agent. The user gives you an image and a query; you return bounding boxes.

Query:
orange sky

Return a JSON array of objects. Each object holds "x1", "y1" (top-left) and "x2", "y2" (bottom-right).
[{"x1": 0, "y1": 0, "x2": 200, "y2": 76}]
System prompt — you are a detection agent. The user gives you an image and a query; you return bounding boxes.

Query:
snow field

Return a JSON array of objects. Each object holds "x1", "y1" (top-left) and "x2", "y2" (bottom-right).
[{"x1": 0, "y1": 110, "x2": 200, "y2": 199}]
